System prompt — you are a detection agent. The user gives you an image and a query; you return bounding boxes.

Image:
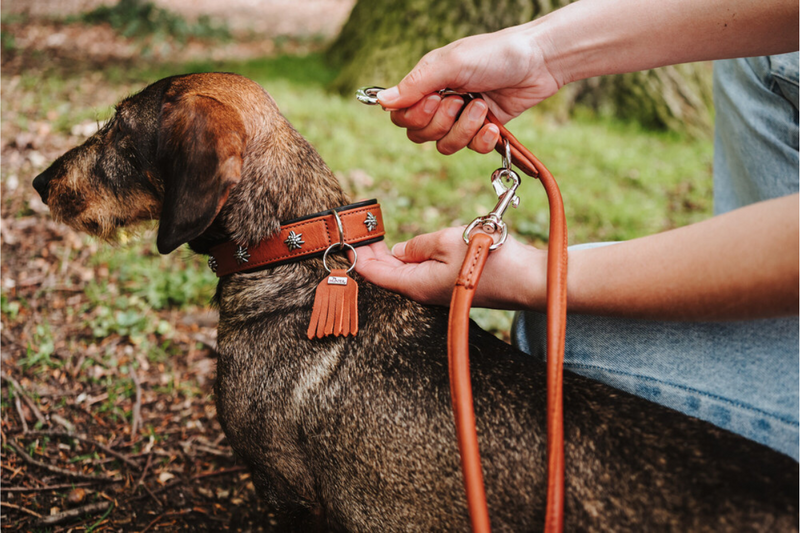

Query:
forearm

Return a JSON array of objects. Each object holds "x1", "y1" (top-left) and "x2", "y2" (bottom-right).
[
  {"x1": 552, "y1": 194, "x2": 799, "y2": 320},
  {"x1": 527, "y1": 0, "x2": 799, "y2": 86}
]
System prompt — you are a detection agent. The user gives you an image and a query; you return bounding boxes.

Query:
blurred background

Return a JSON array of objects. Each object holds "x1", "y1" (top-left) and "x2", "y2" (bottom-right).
[{"x1": 1, "y1": 0, "x2": 713, "y2": 530}]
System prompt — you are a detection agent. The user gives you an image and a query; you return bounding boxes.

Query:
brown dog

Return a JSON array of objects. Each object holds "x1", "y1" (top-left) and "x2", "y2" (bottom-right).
[{"x1": 33, "y1": 73, "x2": 798, "y2": 532}]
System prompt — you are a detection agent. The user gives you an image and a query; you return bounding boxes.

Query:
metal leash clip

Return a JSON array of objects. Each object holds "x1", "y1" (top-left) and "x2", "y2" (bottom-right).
[
  {"x1": 357, "y1": 86, "x2": 481, "y2": 106},
  {"x1": 463, "y1": 139, "x2": 520, "y2": 250},
  {"x1": 356, "y1": 86, "x2": 516, "y2": 251}
]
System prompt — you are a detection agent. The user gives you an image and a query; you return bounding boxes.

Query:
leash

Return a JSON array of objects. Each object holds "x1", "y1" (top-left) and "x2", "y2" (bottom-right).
[{"x1": 359, "y1": 88, "x2": 568, "y2": 532}]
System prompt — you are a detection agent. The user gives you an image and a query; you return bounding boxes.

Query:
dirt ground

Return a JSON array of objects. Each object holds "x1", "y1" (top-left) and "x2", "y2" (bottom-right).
[{"x1": 0, "y1": 2, "x2": 353, "y2": 531}]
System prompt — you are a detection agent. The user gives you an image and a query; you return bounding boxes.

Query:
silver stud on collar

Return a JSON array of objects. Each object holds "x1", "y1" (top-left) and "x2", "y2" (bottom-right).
[
  {"x1": 208, "y1": 256, "x2": 218, "y2": 272},
  {"x1": 284, "y1": 231, "x2": 305, "y2": 251},
  {"x1": 364, "y1": 212, "x2": 378, "y2": 232},
  {"x1": 234, "y1": 246, "x2": 250, "y2": 265}
]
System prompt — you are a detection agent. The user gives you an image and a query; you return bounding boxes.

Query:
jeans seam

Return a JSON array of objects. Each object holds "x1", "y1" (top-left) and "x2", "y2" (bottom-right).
[
  {"x1": 565, "y1": 362, "x2": 799, "y2": 427},
  {"x1": 772, "y1": 71, "x2": 799, "y2": 88}
]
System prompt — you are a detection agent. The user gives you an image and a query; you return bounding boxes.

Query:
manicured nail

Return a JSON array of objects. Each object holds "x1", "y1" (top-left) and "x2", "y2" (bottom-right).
[
  {"x1": 423, "y1": 94, "x2": 441, "y2": 114},
  {"x1": 391, "y1": 242, "x2": 406, "y2": 256},
  {"x1": 482, "y1": 124, "x2": 499, "y2": 143},
  {"x1": 378, "y1": 87, "x2": 400, "y2": 106},
  {"x1": 446, "y1": 97, "x2": 464, "y2": 118},
  {"x1": 469, "y1": 100, "x2": 487, "y2": 121}
]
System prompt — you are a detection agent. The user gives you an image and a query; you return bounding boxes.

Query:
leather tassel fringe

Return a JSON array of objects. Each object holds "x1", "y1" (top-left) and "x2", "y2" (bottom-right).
[{"x1": 307, "y1": 269, "x2": 359, "y2": 339}]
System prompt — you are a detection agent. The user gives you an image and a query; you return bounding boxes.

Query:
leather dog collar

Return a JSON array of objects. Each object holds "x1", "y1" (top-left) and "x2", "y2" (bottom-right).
[{"x1": 208, "y1": 199, "x2": 385, "y2": 277}]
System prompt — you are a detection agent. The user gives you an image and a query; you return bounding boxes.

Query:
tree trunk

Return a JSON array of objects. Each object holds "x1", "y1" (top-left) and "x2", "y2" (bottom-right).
[{"x1": 327, "y1": 0, "x2": 713, "y2": 137}]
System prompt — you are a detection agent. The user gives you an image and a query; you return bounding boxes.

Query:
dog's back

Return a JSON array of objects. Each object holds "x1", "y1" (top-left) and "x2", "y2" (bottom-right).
[{"x1": 215, "y1": 274, "x2": 799, "y2": 532}]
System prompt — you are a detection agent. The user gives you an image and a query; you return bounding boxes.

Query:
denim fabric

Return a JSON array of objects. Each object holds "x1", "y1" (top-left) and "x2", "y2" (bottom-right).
[
  {"x1": 713, "y1": 53, "x2": 799, "y2": 214},
  {"x1": 512, "y1": 53, "x2": 800, "y2": 460},
  {"x1": 513, "y1": 308, "x2": 799, "y2": 459}
]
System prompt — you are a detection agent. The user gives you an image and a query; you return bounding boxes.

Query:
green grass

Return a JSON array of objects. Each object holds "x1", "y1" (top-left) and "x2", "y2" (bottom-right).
[{"x1": 12, "y1": 53, "x2": 713, "y2": 337}]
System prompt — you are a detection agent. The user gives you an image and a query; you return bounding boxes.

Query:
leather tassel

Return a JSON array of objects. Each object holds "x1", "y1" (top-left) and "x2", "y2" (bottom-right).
[{"x1": 307, "y1": 269, "x2": 359, "y2": 339}]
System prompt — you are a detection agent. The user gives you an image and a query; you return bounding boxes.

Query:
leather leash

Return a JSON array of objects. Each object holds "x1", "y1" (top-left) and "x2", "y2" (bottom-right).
[{"x1": 358, "y1": 88, "x2": 568, "y2": 532}]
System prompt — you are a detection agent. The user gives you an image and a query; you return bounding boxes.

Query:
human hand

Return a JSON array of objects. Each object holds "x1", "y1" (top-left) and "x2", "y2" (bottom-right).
[
  {"x1": 355, "y1": 226, "x2": 547, "y2": 310},
  {"x1": 376, "y1": 24, "x2": 562, "y2": 155}
]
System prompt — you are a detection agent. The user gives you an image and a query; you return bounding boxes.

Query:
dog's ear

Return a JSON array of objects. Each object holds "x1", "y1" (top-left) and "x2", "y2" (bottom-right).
[{"x1": 156, "y1": 93, "x2": 245, "y2": 254}]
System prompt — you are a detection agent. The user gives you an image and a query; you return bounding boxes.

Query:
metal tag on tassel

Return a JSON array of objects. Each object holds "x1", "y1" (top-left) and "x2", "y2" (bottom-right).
[{"x1": 307, "y1": 241, "x2": 359, "y2": 339}]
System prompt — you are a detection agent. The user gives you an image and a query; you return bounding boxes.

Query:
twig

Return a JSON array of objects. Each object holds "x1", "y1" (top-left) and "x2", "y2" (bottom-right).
[
  {"x1": 140, "y1": 509, "x2": 193, "y2": 533},
  {"x1": 0, "y1": 501, "x2": 44, "y2": 518},
  {"x1": 129, "y1": 365, "x2": 142, "y2": 441},
  {"x1": 34, "y1": 501, "x2": 113, "y2": 527},
  {"x1": 3, "y1": 481, "x2": 94, "y2": 493},
  {"x1": 2, "y1": 372, "x2": 46, "y2": 426},
  {"x1": 13, "y1": 392, "x2": 28, "y2": 433},
  {"x1": 136, "y1": 452, "x2": 154, "y2": 488},
  {"x1": 84, "y1": 500, "x2": 115, "y2": 532},
  {"x1": 135, "y1": 453, "x2": 163, "y2": 507},
  {"x1": 140, "y1": 511, "x2": 166, "y2": 533},
  {"x1": 193, "y1": 466, "x2": 248, "y2": 480},
  {"x1": 143, "y1": 480, "x2": 164, "y2": 508},
  {"x1": 50, "y1": 414, "x2": 76, "y2": 433},
  {"x1": 6, "y1": 440, "x2": 121, "y2": 483},
  {"x1": 25, "y1": 430, "x2": 141, "y2": 471}
]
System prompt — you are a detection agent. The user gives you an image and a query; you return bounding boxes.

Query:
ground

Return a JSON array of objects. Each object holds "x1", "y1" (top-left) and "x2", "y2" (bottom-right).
[
  {"x1": 1, "y1": 3, "x2": 355, "y2": 531},
  {"x1": 0, "y1": 2, "x2": 714, "y2": 531}
]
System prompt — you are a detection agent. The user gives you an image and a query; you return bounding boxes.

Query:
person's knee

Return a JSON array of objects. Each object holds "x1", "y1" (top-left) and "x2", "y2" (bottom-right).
[{"x1": 511, "y1": 310, "x2": 547, "y2": 360}]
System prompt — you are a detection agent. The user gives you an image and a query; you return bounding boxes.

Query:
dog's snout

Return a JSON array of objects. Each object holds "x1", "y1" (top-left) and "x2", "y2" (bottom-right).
[{"x1": 32, "y1": 167, "x2": 54, "y2": 204}]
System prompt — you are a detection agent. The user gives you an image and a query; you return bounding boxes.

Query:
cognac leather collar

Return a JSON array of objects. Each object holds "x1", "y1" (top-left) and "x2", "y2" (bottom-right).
[{"x1": 207, "y1": 199, "x2": 385, "y2": 277}]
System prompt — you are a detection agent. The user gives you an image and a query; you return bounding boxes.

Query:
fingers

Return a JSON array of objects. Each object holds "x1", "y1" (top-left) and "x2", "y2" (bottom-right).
[
  {"x1": 468, "y1": 123, "x2": 501, "y2": 154},
  {"x1": 391, "y1": 97, "x2": 500, "y2": 155},
  {"x1": 355, "y1": 229, "x2": 468, "y2": 306},
  {"x1": 377, "y1": 50, "x2": 452, "y2": 110},
  {"x1": 402, "y1": 96, "x2": 463, "y2": 143},
  {"x1": 436, "y1": 101, "x2": 501, "y2": 155},
  {"x1": 392, "y1": 227, "x2": 464, "y2": 263}
]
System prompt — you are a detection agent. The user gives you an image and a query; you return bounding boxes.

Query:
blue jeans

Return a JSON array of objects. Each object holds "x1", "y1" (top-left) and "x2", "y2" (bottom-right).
[
  {"x1": 513, "y1": 53, "x2": 800, "y2": 460},
  {"x1": 513, "y1": 298, "x2": 799, "y2": 460}
]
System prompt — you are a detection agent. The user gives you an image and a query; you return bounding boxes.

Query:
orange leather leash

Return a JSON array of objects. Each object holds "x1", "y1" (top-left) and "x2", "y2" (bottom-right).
[
  {"x1": 357, "y1": 88, "x2": 568, "y2": 532},
  {"x1": 457, "y1": 109, "x2": 568, "y2": 533},
  {"x1": 447, "y1": 231, "x2": 496, "y2": 532}
]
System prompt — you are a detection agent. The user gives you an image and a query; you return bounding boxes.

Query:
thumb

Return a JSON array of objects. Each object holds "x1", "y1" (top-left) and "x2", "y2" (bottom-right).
[
  {"x1": 378, "y1": 51, "x2": 457, "y2": 110},
  {"x1": 392, "y1": 230, "x2": 450, "y2": 263}
]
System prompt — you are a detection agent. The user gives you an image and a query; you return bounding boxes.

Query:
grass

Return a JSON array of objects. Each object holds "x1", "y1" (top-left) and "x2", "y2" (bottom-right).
[{"x1": 7, "y1": 52, "x2": 713, "y2": 338}]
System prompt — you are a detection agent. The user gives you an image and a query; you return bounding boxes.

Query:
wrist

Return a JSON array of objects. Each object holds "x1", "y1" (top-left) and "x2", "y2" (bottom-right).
[
  {"x1": 505, "y1": 238, "x2": 548, "y2": 311},
  {"x1": 522, "y1": 16, "x2": 570, "y2": 89}
]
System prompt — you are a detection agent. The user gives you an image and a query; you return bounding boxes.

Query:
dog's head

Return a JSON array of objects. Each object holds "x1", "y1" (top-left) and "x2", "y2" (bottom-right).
[{"x1": 33, "y1": 73, "x2": 344, "y2": 255}]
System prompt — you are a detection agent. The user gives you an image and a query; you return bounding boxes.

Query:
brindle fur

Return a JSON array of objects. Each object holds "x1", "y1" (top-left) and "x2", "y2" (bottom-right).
[{"x1": 33, "y1": 73, "x2": 798, "y2": 532}]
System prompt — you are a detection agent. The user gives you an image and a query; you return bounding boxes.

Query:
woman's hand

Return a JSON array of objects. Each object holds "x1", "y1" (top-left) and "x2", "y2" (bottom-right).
[
  {"x1": 377, "y1": 25, "x2": 562, "y2": 156},
  {"x1": 355, "y1": 226, "x2": 548, "y2": 310}
]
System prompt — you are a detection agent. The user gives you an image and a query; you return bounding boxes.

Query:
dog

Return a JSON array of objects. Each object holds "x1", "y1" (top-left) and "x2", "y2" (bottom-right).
[{"x1": 33, "y1": 73, "x2": 798, "y2": 532}]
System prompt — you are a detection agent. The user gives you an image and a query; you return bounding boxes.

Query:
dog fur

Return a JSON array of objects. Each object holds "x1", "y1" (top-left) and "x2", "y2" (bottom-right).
[{"x1": 33, "y1": 73, "x2": 799, "y2": 532}]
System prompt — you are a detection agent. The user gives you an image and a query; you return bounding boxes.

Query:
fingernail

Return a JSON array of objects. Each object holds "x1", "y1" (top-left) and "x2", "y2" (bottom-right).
[
  {"x1": 377, "y1": 87, "x2": 400, "y2": 106},
  {"x1": 423, "y1": 94, "x2": 441, "y2": 114},
  {"x1": 391, "y1": 242, "x2": 406, "y2": 256},
  {"x1": 483, "y1": 124, "x2": 498, "y2": 143},
  {"x1": 469, "y1": 100, "x2": 487, "y2": 121},
  {"x1": 446, "y1": 98, "x2": 464, "y2": 118}
]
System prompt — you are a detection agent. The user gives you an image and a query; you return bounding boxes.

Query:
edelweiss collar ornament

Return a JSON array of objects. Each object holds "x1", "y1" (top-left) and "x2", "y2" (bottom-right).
[
  {"x1": 284, "y1": 231, "x2": 305, "y2": 251},
  {"x1": 234, "y1": 245, "x2": 250, "y2": 265},
  {"x1": 364, "y1": 212, "x2": 378, "y2": 232}
]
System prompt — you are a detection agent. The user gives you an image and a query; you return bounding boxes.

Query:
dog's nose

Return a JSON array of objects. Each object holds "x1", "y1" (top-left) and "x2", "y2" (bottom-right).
[{"x1": 32, "y1": 167, "x2": 53, "y2": 204}]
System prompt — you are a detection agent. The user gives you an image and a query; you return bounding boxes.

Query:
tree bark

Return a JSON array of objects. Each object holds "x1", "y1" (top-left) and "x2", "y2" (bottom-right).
[{"x1": 327, "y1": 0, "x2": 713, "y2": 136}]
